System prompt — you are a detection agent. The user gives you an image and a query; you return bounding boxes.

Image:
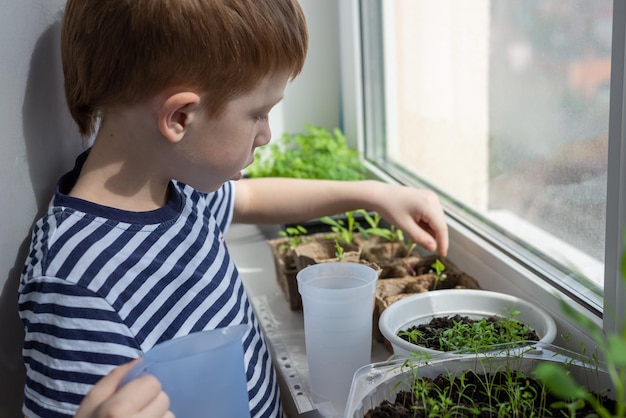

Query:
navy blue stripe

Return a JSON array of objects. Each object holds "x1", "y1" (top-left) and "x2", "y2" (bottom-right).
[
  {"x1": 24, "y1": 322, "x2": 138, "y2": 348},
  {"x1": 53, "y1": 218, "x2": 117, "y2": 278},
  {"x1": 20, "y1": 301, "x2": 122, "y2": 323},
  {"x1": 122, "y1": 212, "x2": 198, "y2": 329},
  {"x1": 100, "y1": 226, "x2": 172, "y2": 299},
  {"x1": 191, "y1": 269, "x2": 242, "y2": 333},
  {"x1": 26, "y1": 221, "x2": 48, "y2": 273},
  {"x1": 24, "y1": 395, "x2": 73, "y2": 418},
  {"x1": 21, "y1": 279, "x2": 96, "y2": 298},
  {"x1": 158, "y1": 251, "x2": 228, "y2": 341},
  {"x1": 137, "y1": 234, "x2": 219, "y2": 342},
  {"x1": 222, "y1": 183, "x2": 234, "y2": 230},
  {"x1": 132, "y1": 224, "x2": 211, "y2": 342},
  {"x1": 26, "y1": 374, "x2": 86, "y2": 405},
  {"x1": 215, "y1": 276, "x2": 247, "y2": 327},
  {"x1": 250, "y1": 361, "x2": 280, "y2": 418},
  {"x1": 78, "y1": 227, "x2": 140, "y2": 289},
  {"x1": 246, "y1": 331, "x2": 268, "y2": 397},
  {"x1": 24, "y1": 341, "x2": 132, "y2": 366},
  {"x1": 26, "y1": 357, "x2": 122, "y2": 389},
  {"x1": 249, "y1": 349, "x2": 277, "y2": 417},
  {"x1": 211, "y1": 183, "x2": 232, "y2": 232},
  {"x1": 62, "y1": 220, "x2": 121, "y2": 280},
  {"x1": 48, "y1": 214, "x2": 99, "y2": 262}
]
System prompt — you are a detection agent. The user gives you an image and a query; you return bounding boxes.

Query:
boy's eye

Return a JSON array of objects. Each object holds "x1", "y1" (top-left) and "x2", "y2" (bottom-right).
[{"x1": 255, "y1": 115, "x2": 269, "y2": 122}]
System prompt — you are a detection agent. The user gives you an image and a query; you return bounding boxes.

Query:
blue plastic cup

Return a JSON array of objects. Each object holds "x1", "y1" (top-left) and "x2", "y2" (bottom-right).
[{"x1": 120, "y1": 324, "x2": 251, "y2": 418}]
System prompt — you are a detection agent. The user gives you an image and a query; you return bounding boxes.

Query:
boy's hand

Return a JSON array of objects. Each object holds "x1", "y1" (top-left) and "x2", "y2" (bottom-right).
[
  {"x1": 74, "y1": 361, "x2": 174, "y2": 418},
  {"x1": 371, "y1": 182, "x2": 449, "y2": 257}
]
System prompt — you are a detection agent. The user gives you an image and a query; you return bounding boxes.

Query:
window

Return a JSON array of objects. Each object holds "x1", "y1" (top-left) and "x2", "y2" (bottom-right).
[{"x1": 341, "y1": 0, "x2": 626, "y2": 329}]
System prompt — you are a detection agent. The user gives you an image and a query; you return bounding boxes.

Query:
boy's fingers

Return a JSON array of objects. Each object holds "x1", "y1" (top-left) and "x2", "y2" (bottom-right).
[
  {"x1": 78, "y1": 362, "x2": 136, "y2": 408},
  {"x1": 116, "y1": 374, "x2": 164, "y2": 409},
  {"x1": 418, "y1": 219, "x2": 449, "y2": 257},
  {"x1": 133, "y1": 387, "x2": 172, "y2": 418}
]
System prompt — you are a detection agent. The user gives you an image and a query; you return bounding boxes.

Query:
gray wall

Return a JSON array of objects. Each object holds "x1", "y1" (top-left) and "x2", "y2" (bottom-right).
[
  {"x1": 0, "y1": 1, "x2": 339, "y2": 416},
  {"x1": 1, "y1": 2, "x2": 83, "y2": 416}
]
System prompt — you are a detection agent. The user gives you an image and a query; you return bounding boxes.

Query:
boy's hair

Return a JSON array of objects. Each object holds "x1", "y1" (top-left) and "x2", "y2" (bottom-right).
[{"x1": 61, "y1": 0, "x2": 308, "y2": 137}]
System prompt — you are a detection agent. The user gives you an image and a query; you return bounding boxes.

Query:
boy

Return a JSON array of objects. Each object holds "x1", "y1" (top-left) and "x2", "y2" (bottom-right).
[{"x1": 18, "y1": 0, "x2": 449, "y2": 417}]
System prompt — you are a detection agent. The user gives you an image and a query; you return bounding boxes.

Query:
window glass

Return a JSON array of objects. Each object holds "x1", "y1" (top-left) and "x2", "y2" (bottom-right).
[{"x1": 367, "y1": 0, "x2": 612, "y2": 297}]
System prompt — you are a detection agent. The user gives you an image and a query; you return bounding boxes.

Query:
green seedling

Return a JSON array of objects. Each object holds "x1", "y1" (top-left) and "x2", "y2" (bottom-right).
[
  {"x1": 354, "y1": 209, "x2": 397, "y2": 242},
  {"x1": 333, "y1": 240, "x2": 344, "y2": 261},
  {"x1": 382, "y1": 358, "x2": 560, "y2": 417},
  {"x1": 353, "y1": 209, "x2": 417, "y2": 257},
  {"x1": 277, "y1": 225, "x2": 309, "y2": 251},
  {"x1": 399, "y1": 311, "x2": 535, "y2": 354},
  {"x1": 320, "y1": 211, "x2": 360, "y2": 245},
  {"x1": 430, "y1": 258, "x2": 447, "y2": 290}
]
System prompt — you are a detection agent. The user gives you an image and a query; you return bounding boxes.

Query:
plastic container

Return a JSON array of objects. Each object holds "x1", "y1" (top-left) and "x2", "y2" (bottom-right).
[
  {"x1": 345, "y1": 343, "x2": 613, "y2": 417},
  {"x1": 120, "y1": 324, "x2": 251, "y2": 418},
  {"x1": 379, "y1": 289, "x2": 557, "y2": 357},
  {"x1": 297, "y1": 262, "x2": 378, "y2": 418}
]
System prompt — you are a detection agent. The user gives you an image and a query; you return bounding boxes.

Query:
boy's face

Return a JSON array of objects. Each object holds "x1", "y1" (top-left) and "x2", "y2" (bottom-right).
[{"x1": 174, "y1": 71, "x2": 290, "y2": 193}]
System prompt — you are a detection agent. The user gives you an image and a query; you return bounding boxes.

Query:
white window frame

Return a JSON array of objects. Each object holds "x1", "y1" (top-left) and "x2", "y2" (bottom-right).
[{"x1": 338, "y1": 0, "x2": 626, "y2": 347}]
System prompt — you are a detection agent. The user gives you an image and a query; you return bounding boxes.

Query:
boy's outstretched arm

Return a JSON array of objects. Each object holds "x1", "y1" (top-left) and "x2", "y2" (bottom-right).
[{"x1": 233, "y1": 178, "x2": 449, "y2": 257}]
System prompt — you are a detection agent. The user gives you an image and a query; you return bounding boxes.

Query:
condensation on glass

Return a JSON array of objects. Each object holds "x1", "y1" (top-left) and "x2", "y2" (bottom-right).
[{"x1": 383, "y1": 0, "x2": 611, "y2": 288}]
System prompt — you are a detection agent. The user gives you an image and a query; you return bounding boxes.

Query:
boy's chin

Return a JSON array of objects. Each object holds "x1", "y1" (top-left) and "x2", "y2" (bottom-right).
[{"x1": 230, "y1": 171, "x2": 243, "y2": 181}]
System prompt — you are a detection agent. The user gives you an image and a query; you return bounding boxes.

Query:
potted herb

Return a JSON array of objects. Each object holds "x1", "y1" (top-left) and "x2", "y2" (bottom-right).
[
  {"x1": 246, "y1": 124, "x2": 366, "y2": 181},
  {"x1": 266, "y1": 225, "x2": 310, "y2": 310},
  {"x1": 345, "y1": 344, "x2": 616, "y2": 417},
  {"x1": 372, "y1": 256, "x2": 481, "y2": 346},
  {"x1": 269, "y1": 211, "x2": 366, "y2": 310},
  {"x1": 378, "y1": 289, "x2": 557, "y2": 357},
  {"x1": 354, "y1": 209, "x2": 417, "y2": 262},
  {"x1": 292, "y1": 211, "x2": 362, "y2": 270}
]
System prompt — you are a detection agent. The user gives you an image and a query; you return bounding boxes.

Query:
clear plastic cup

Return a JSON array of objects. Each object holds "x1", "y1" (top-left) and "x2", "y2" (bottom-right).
[
  {"x1": 297, "y1": 262, "x2": 378, "y2": 417},
  {"x1": 120, "y1": 324, "x2": 251, "y2": 418}
]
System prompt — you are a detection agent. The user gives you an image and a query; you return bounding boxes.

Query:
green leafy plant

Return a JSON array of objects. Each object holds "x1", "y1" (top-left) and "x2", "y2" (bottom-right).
[
  {"x1": 333, "y1": 240, "x2": 344, "y2": 261},
  {"x1": 399, "y1": 311, "x2": 536, "y2": 354},
  {"x1": 397, "y1": 328, "x2": 425, "y2": 346},
  {"x1": 532, "y1": 240, "x2": 626, "y2": 418},
  {"x1": 430, "y1": 258, "x2": 448, "y2": 290},
  {"x1": 353, "y1": 209, "x2": 418, "y2": 257},
  {"x1": 355, "y1": 209, "x2": 400, "y2": 242},
  {"x1": 320, "y1": 211, "x2": 360, "y2": 245},
  {"x1": 246, "y1": 124, "x2": 366, "y2": 180},
  {"x1": 277, "y1": 225, "x2": 310, "y2": 251},
  {"x1": 381, "y1": 357, "x2": 560, "y2": 417}
]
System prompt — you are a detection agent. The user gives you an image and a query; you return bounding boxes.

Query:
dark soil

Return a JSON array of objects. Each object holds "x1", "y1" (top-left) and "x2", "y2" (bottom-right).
[
  {"x1": 363, "y1": 369, "x2": 616, "y2": 417},
  {"x1": 372, "y1": 256, "x2": 481, "y2": 291},
  {"x1": 398, "y1": 314, "x2": 539, "y2": 352}
]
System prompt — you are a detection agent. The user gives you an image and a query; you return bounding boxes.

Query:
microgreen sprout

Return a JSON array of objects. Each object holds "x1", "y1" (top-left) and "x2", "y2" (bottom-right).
[
  {"x1": 320, "y1": 211, "x2": 360, "y2": 245},
  {"x1": 430, "y1": 258, "x2": 448, "y2": 290},
  {"x1": 333, "y1": 240, "x2": 344, "y2": 261},
  {"x1": 277, "y1": 225, "x2": 309, "y2": 251}
]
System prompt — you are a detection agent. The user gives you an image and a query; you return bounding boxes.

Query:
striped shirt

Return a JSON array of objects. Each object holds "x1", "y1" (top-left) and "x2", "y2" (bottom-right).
[{"x1": 18, "y1": 152, "x2": 281, "y2": 417}]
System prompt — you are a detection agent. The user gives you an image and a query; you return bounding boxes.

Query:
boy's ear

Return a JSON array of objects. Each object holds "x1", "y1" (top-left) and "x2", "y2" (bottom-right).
[{"x1": 157, "y1": 92, "x2": 201, "y2": 143}]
